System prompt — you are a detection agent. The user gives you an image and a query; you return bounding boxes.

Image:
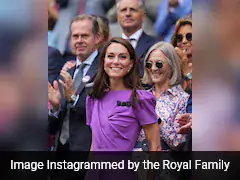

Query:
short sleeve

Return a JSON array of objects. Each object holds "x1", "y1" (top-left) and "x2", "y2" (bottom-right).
[
  {"x1": 134, "y1": 90, "x2": 158, "y2": 126},
  {"x1": 86, "y1": 95, "x2": 94, "y2": 126}
]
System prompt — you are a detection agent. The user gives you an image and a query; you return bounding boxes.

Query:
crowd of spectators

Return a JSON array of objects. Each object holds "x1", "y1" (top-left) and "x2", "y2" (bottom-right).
[{"x1": 48, "y1": 0, "x2": 192, "y2": 179}]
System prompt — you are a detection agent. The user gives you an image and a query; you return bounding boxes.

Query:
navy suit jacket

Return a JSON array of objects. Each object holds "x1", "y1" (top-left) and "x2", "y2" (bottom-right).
[
  {"x1": 187, "y1": 93, "x2": 192, "y2": 113},
  {"x1": 135, "y1": 32, "x2": 158, "y2": 77},
  {"x1": 48, "y1": 46, "x2": 66, "y2": 85},
  {"x1": 48, "y1": 53, "x2": 99, "y2": 151}
]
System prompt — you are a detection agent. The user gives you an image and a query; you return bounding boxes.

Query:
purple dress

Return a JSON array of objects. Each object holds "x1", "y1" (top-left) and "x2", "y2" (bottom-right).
[{"x1": 86, "y1": 90, "x2": 158, "y2": 151}]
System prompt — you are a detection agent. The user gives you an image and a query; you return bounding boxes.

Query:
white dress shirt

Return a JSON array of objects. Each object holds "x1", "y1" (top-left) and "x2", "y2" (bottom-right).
[
  {"x1": 73, "y1": 50, "x2": 98, "y2": 80},
  {"x1": 122, "y1": 29, "x2": 143, "y2": 49}
]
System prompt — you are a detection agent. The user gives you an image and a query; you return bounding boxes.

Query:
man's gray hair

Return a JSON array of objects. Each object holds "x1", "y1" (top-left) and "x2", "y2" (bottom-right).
[
  {"x1": 70, "y1": 14, "x2": 99, "y2": 36},
  {"x1": 142, "y1": 41, "x2": 182, "y2": 86},
  {"x1": 116, "y1": 0, "x2": 146, "y2": 12}
]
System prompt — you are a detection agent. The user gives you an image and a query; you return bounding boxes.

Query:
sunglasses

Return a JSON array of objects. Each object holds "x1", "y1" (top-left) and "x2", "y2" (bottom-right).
[
  {"x1": 145, "y1": 61, "x2": 163, "y2": 69},
  {"x1": 176, "y1": 33, "x2": 192, "y2": 43}
]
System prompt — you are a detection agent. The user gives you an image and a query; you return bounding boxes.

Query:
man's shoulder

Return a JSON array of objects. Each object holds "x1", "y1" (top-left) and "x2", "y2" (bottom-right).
[
  {"x1": 139, "y1": 31, "x2": 159, "y2": 45},
  {"x1": 141, "y1": 31, "x2": 157, "y2": 41},
  {"x1": 91, "y1": 52, "x2": 100, "y2": 66},
  {"x1": 48, "y1": 46, "x2": 61, "y2": 55}
]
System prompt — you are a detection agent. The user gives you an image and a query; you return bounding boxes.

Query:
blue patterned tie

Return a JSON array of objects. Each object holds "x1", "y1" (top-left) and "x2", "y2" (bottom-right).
[{"x1": 73, "y1": 63, "x2": 86, "y2": 91}]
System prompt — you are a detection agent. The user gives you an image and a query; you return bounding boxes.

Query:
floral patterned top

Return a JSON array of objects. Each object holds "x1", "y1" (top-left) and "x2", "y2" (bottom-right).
[{"x1": 135, "y1": 84, "x2": 190, "y2": 150}]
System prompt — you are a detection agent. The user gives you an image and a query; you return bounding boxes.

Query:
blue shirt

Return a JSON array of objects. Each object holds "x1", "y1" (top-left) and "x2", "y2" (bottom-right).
[
  {"x1": 48, "y1": 30, "x2": 57, "y2": 48},
  {"x1": 154, "y1": 0, "x2": 192, "y2": 42}
]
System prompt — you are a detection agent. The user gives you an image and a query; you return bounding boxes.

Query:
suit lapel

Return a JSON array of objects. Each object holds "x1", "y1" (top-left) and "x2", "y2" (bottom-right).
[
  {"x1": 75, "y1": 53, "x2": 99, "y2": 95},
  {"x1": 135, "y1": 32, "x2": 149, "y2": 60}
]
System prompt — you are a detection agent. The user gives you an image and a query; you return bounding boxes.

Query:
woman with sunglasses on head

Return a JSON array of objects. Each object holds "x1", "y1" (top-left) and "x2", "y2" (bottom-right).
[
  {"x1": 138, "y1": 41, "x2": 190, "y2": 151},
  {"x1": 86, "y1": 37, "x2": 161, "y2": 152},
  {"x1": 171, "y1": 17, "x2": 192, "y2": 94}
]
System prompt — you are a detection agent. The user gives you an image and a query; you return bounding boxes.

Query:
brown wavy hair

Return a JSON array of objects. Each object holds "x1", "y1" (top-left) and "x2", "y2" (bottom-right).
[
  {"x1": 171, "y1": 17, "x2": 192, "y2": 48},
  {"x1": 89, "y1": 37, "x2": 142, "y2": 108},
  {"x1": 171, "y1": 17, "x2": 192, "y2": 92}
]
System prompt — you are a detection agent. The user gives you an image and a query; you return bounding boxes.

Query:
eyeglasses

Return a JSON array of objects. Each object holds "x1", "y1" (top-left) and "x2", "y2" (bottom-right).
[
  {"x1": 176, "y1": 33, "x2": 192, "y2": 43},
  {"x1": 145, "y1": 61, "x2": 163, "y2": 69}
]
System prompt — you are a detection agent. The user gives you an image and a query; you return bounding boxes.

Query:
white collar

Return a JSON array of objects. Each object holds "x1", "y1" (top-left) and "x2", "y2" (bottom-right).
[
  {"x1": 76, "y1": 50, "x2": 98, "y2": 67},
  {"x1": 122, "y1": 29, "x2": 143, "y2": 42}
]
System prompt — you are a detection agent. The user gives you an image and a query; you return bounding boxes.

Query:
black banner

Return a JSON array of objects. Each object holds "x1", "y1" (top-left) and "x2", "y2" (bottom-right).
[{"x1": 1, "y1": 152, "x2": 240, "y2": 180}]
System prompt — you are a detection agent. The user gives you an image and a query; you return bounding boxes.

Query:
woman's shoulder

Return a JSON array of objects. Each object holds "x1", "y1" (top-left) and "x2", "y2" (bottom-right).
[
  {"x1": 86, "y1": 95, "x2": 93, "y2": 105},
  {"x1": 173, "y1": 85, "x2": 190, "y2": 99},
  {"x1": 136, "y1": 90, "x2": 155, "y2": 102},
  {"x1": 86, "y1": 95, "x2": 92, "y2": 101},
  {"x1": 86, "y1": 95, "x2": 99, "y2": 104}
]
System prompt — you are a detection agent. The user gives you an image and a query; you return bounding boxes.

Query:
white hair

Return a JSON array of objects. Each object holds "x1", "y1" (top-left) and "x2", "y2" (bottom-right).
[
  {"x1": 116, "y1": 0, "x2": 145, "y2": 11},
  {"x1": 142, "y1": 41, "x2": 182, "y2": 86}
]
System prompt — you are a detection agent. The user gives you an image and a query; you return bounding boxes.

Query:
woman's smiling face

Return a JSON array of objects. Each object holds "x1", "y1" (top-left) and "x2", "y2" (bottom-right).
[
  {"x1": 177, "y1": 24, "x2": 192, "y2": 56},
  {"x1": 104, "y1": 42, "x2": 133, "y2": 79},
  {"x1": 146, "y1": 49, "x2": 172, "y2": 85}
]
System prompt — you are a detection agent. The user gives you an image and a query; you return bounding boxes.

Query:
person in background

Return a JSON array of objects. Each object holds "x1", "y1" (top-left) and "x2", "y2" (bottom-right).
[
  {"x1": 91, "y1": 15, "x2": 111, "y2": 51},
  {"x1": 154, "y1": 0, "x2": 192, "y2": 42},
  {"x1": 51, "y1": 0, "x2": 82, "y2": 59},
  {"x1": 141, "y1": 41, "x2": 189, "y2": 151},
  {"x1": 171, "y1": 17, "x2": 192, "y2": 94},
  {"x1": 86, "y1": 0, "x2": 115, "y2": 17},
  {"x1": 48, "y1": 14, "x2": 100, "y2": 180},
  {"x1": 170, "y1": 17, "x2": 192, "y2": 151},
  {"x1": 48, "y1": 46, "x2": 66, "y2": 85},
  {"x1": 48, "y1": 46, "x2": 66, "y2": 151},
  {"x1": 86, "y1": 37, "x2": 161, "y2": 151},
  {"x1": 48, "y1": 0, "x2": 59, "y2": 47},
  {"x1": 48, "y1": 14, "x2": 100, "y2": 151},
  {"x1": 116, "y1": 0, "x2": 158, "y2": 77}
]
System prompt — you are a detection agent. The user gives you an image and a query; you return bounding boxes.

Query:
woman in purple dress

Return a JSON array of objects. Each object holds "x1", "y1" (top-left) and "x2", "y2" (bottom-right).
[{"x1": 86, "y1": 37, "x2": 161, "y2": 151}]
